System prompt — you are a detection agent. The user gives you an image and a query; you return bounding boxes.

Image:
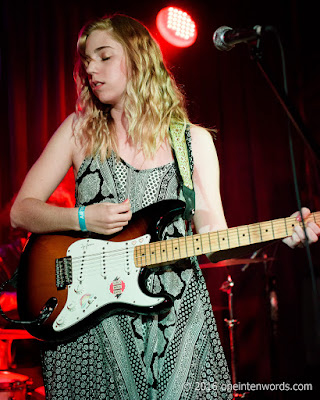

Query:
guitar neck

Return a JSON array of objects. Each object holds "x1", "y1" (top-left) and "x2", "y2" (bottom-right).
[{"x1": 134, "y1": 212, "x2": 320, "y2": 268}]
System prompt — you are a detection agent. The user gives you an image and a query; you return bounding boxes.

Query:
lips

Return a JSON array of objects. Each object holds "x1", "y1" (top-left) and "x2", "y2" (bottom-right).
[{"x1": 91, "y1": 81, "x2": 104, "y2": 91}]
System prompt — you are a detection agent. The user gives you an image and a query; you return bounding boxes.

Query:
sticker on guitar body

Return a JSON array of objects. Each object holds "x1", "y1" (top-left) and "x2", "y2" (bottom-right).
[{"x1": 110, "y1": 278, "x2": 126, "y2": 298}]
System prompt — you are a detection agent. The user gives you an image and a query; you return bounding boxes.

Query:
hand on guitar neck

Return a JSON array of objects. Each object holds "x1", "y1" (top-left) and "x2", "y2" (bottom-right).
[
  {"x1": 282, "y1": 207, "x2": 320, "y2": 249},
  {"x1": 207, "y1": 206, "x2": 320, "y2": 263}
]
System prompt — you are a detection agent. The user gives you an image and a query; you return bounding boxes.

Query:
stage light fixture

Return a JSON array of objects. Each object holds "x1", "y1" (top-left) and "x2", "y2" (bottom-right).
[{"x1": 156, "y1": 7, "x2": 197, "y2": 48}]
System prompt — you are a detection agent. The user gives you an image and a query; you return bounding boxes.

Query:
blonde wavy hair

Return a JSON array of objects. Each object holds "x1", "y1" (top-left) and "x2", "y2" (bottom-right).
[{"x1": 73, "y1": 14, "x2": 190, "y2": 159}]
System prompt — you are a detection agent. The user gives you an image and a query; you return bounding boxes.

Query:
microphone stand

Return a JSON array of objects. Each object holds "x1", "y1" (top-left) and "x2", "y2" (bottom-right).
[
  {"x1": 249, "y1": 31, "x2": 320, "y2": 338},
  {"x1": 249, "y1": 37, "x2": 320, "y2": 161},
  {"x1": 220, "y1": 275, "x2": 248, "y2": 399}
]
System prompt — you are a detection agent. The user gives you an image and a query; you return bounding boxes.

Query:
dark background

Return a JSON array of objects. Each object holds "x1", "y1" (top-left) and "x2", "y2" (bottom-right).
[{"x1": 1, "y1": 1, "x2": 320, "y2": 399}]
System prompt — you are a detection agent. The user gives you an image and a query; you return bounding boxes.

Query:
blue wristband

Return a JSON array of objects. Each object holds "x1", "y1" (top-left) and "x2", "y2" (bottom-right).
[{"x1": 78, "y1": 206, "x2": 87, "y2": 232}]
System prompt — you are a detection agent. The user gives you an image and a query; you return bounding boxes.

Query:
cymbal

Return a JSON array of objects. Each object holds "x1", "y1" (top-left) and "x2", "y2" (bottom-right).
[{"x1": 200, "y1": 257, "x2": 275, "y2": 268}]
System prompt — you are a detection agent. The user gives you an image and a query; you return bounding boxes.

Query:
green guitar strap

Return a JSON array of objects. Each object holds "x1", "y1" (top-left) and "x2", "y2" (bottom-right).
[{"x1": 169, "y1": 122, "x2": 195, "y2": 223}]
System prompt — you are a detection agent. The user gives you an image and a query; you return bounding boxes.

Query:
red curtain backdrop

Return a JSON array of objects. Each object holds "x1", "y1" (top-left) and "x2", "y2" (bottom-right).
[{"x1": 1, "y1": 0, "x2": 320, "y2": 398}]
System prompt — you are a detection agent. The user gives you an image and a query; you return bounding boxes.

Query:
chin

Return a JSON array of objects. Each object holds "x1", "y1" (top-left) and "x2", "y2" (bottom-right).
[
  {"x1": 95, "y1": 92, "x2": 125, "y2": 108},
  {"x1": 96, "y1": 95, "x2": 115, "y2": 105},
  {"x1": 95, "y1": 95, "x2": 109, "y2": 104}
]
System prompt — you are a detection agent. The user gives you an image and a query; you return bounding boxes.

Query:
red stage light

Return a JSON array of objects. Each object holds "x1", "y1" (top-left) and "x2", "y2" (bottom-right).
[{"x1": 156, "y1": 7, "x2": 197, "y2": 48}]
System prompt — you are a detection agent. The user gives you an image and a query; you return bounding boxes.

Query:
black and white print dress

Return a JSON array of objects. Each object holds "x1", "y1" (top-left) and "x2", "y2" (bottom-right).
[{"x1": 41, "y1": 130, "x2": 233, "y2": 400}]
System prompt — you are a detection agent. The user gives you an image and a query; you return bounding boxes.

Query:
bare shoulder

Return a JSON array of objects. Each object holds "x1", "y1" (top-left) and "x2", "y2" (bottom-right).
[
  {"x1": 189, "y1": 125, "x2": 214, "y2": 142},
  {"x1": 11, "y1": 113, "x2": 79, "y2": 203},
  {"x1": 29, "y1": 112, "x2": 81, "y2": 177},
  {"x1": 45, "y1": 113, "x2": 82, "y2": 158},
  {"x1": 189, "y1": 125, "x2": 218, "y2": 160},
  {"x1": 53, "y1": 112, "x2": 76, "y2": 140}
]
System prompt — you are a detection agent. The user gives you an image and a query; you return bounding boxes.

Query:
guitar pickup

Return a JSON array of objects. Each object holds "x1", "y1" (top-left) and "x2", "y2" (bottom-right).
[{"x1": 55, "y1": 256, "x2": 73, "y2": 289}]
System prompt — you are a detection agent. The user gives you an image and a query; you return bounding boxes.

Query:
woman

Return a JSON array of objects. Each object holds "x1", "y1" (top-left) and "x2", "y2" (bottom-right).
[{"x1": 10, "y1": 14, "x2": 319, "y2": 400}]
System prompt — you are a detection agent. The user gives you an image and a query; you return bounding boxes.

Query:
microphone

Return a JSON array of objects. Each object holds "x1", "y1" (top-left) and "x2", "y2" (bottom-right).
[{"x1": 213, "y1": 25, "x2": 262, "y2": 51}]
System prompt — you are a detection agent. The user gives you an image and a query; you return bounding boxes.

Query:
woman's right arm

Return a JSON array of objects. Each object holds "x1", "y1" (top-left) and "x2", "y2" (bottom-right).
[
  {"x1": 10, "y1": 114, "x2": 132, "y2": 235},
  {"x1": 10, "y1": 114, "x2": 80, "y2": 233}
]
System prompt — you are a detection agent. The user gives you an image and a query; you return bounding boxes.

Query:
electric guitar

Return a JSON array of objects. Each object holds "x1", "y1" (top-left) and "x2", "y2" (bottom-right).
[{"x1": 15, "y1": 199, "x2": 319, "y2": 342}]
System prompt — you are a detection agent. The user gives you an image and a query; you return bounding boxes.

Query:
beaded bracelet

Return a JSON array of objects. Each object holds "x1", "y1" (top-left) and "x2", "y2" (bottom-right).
[{"x1": 78, "y1": 206, "x2": 87, "y2": 232}]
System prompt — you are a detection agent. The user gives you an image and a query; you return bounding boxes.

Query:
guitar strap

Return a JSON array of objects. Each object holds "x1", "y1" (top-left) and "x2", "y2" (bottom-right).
[{"x1": 169, "y1": 122, "x2": 195, "y2": 224}]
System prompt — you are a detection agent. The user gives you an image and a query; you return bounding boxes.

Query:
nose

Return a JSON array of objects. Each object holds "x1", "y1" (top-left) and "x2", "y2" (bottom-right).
[{"x1": 85, "y1": 59, "x2": 98, "y2": 75}]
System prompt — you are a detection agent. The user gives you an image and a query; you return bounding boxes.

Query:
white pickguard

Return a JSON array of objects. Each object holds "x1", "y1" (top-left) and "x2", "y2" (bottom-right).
[{"x1": 53, "y1": 234, "x2": 165, "y2": 332}]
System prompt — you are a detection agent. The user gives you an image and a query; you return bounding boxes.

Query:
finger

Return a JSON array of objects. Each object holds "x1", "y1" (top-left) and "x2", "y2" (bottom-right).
[
  {"x1": 102, "y1": 199, "x2": 131, "y2": 213},
  {"x1": 101, "y1": 224, "x2": 120, "y2": 231},
  {"x1": 113, "y1": 202, "x2": 131, "y2": 216},
  {"x1": 306, "y1": 225, "x2": 319, "y2": 244},
  {"x1": 291, "y1": 225, "x2": 319, "y2": 246},
  {"x1": 307, "y1": 221, "x2": 320, "y2": 235},
  {"x1": 293, "y1": 225, "x2": 306, "y2": 241},
  {"x1": 119, "y1": 198, "x2": 131, "y2": 212},
  {"x1": 291, "y1": 231, "x2": 303, "y2": 247},
  {"x1": 301, "y1": 207, "x2": 311, "y2": 218},
  {"x1": 110, "y1": 211, "x2": 132, "y2": 223},
  {"x1": 283, "y1": 235, "x2": 302, "y2": 249},
  {"x1": 283, "y1": 232, "x2": 301, "y2": 248},
  {"x1": 294, "y1": 222, "x2": 320, "y2": 243},
  {"x1": 100, "y1": 221, "x2": 130, "y2": 235},
  {"x1": 100, "y1": 203, "x2": 132, "y2": 222},
  {"x1": 294, "y1": 207, "x2": 311, "y2": 221},
  {"x1": 104, "y1": 226, "x2": 125, "y2": 235},
  {"x1": 282, "y1": 236, "x2": 292, "y2": 247}
]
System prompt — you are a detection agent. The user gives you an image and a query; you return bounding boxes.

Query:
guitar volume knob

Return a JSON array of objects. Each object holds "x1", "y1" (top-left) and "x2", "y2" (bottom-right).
[
  {"x1": 74, "y1": 284, "x2": 83, "y2": 294},
  {"x1": 56, "y1": 317, "x2": 64, "y2": 326},
  {"x1": 67, "y1": 302, "x2": 75, "y2": 311}
]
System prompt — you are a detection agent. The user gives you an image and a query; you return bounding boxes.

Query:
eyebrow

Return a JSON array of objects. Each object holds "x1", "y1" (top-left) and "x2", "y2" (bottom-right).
[
  {"x1": 94, "y1": 45, "x2": 113, "y2": 53},
  {"x1": 84, "y1": 45, "x2": 113, "y2": 59}
]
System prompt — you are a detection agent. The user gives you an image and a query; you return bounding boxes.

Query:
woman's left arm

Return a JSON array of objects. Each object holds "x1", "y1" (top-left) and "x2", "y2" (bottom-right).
[
  {"x1": 190, "y1": 125, "x2": 228, "y2": 235},
  {"x1": 190, "y1": 126, "x2": 320, "y2": 260}
]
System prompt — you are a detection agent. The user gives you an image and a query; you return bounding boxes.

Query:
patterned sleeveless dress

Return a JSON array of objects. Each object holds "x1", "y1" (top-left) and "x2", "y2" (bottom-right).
[{"x1": 41, "y1": 130, "x2": 233, "y2": 400}]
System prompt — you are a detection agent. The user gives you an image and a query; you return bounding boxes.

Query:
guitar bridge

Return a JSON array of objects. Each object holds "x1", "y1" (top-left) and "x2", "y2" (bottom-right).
[{"x1": 55, "y1": 256, "x2": 72, "y2": 289}]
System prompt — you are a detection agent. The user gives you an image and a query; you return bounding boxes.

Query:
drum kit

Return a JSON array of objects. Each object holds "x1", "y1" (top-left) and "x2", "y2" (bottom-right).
[
  {"x1": 201, "y1": 251, "x2": 275, "y2": 399},
  {"x1": 0, "y1": 371, "x2": 31, "y2": 400}
]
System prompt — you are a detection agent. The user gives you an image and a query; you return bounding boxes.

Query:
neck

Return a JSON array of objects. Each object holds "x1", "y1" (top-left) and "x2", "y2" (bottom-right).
[{"x1": 110, "y1": 105, "x2": 128, "y2": 134}]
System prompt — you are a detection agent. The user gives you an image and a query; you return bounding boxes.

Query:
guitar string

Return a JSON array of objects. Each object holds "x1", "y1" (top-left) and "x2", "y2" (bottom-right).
[
  {"x1": 63, "y1": 213, "x2": 319, "y2": 275},
  {"x1": 68, "y1": 214, "x2": 319, "y2": 268}
]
